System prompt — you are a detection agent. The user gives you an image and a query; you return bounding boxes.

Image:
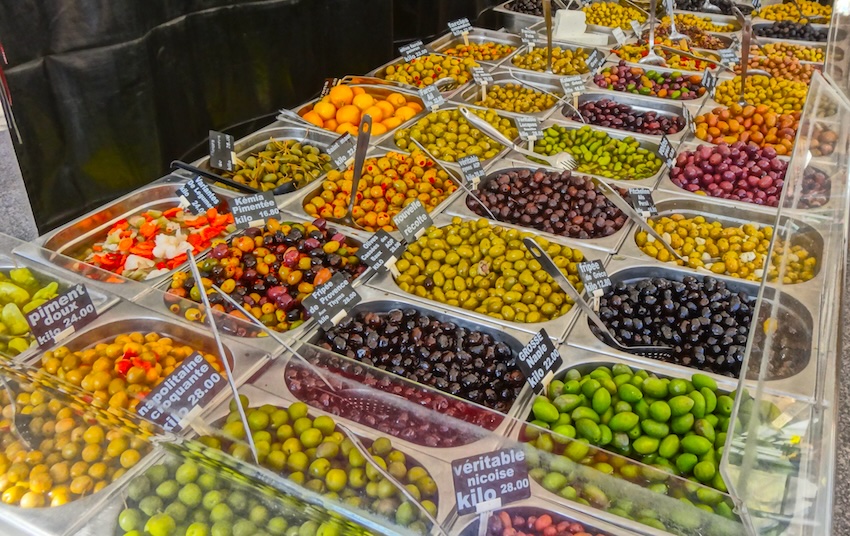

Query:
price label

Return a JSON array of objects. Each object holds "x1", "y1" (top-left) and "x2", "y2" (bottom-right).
[
  {"x1": 357, "y1": 230, "x2": 405, "y2": 271},
  {"x1": 232, "y1": 191, "x2": 280, "y2": 229},
  {"x1": 658, "y1": 134, "x2": 677, "y2": 168},
  {"x1": 613, "y1": 27, "x2": 627, "y2": 46},
  {"x1": 631, "y1": 20, "x2": 643, "y2": 37},
  {"x1": 560, "y1": 75, "x2": 585, "y2": 95},
  {"x1": 682, "y1": 106, "x2": 696, "y2": 134},
  {"x1": 521, "y1": 27, "x2": 537, "y2": 47},
  {"x1": 177, "y1": 176, "x2": 220, "y2": 216},
  {"x1": 586, "y1": 49, "x2": 606, "y2": 72},
  {"x1": 730, "y1": 34, "x2": 741, "y2": 51},
  {"x1": 516, "y1": 116, "x2": 542, "y2": 142},
  {"x1": 419, "y1": 85, "x2": 445, "y2": 111},
  {"x1": 718, "y1": 48, "x2": 739, "y2": 65},
  {"x1": 458, "y1": 155, "x2": 485, "y2": 187},
  {"x1": 137, "y1": 352, "x2": 226, "y2": 432},
  {"x1": 578, "y1": 260, "x2": 613, "y2": 297},
  {"x1": 701, "y1": 68, "x2": 717, "y2": 97},
  {"x1": 27, "y1": 284, "x2": 98, "y2": 348},
  {"x1": 320, "y1": 78, "x2": 340, "y2": 97},
  {"x1": 452, "y1": 448, "x2": 531, "y2": 516},
  {"x1": 627, "y1": 187, "x2": 658, "y2": 217},
  {"x1": 471, "y1": 66, "x2": 494, "y2": 86},
  {"x1": 752, "y1": 0, "x2": 761, "y2": 9},
  {"x1": 209, "y1": 130, "x2": 236, "y2": 172},
  {"x1": 327, "y1": 133, "x2": 357, "y2": 171},
  {"x1": 303, "y1": 273, "x2": 362, "y2": 330},
  {"x1": 399, "y1": 40, "x2": 428, "y2": 61},
  {"x1": 516, "y1": 329, "x2": 563, "y2": 392},
  {"x1": 449, "y1": 17, "x2": 473, "y2": 37},
  {"x1": 393, "y1": 199, "x2": 433, "y2": 244}
]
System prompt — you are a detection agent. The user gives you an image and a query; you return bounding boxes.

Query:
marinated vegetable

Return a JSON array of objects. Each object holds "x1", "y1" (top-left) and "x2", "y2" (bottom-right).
[
  {"x1": 582, "y1": 2, "x2": 646, "y2": 29},
  {"x1": 750, "y1": 42, "x2": 825, "y2": 63},
  {"x1": 303, "y1": 151, "x2": 458, "y2": 231},
  {"x1": 755, "y1": 1, "x2": 831, "y2": 22},
  {"x1": 593, "y1": 62, "x2": 707, "y2": 100},
  {"x1": 733, "y1": 56, "x2": 819, "y2": 83},
  {"x1": 0, "y1": 268, "x2": 60, "y2": 358},
  {"x1": 563, "y1": 99, "x2": 685, "y2": 136},
  {"x1": 80, "y1": 207, "x2": 235, "y2": 281},
  {"x1": 532, "y1": 125, "x2": 664, "y2": 180},
  {"x1": 380, "y1": 53, "x2": 477, "y2": 89},
  {"x1": 223, "y1": 139, "x2": 333, "y2": 192},
  {"x1": 166, "y1": 219, "x2": 365, "y2": 333},
  {"x1": 199, "y1": 398, "x2": 439, "y2": 530},
  {"x1": 635, "y1": 214, "x2": 817, "y2": 282},
  {"x1": 473, "y1": 508, "x2": 609, "y2": 536},
  {"x1": 443, "y1": 42, "x2": 516, "y2": 62},
  {"x1": 613, "y1": 40, "x2": 718, "y2": 72},
  {"x1": 694, "y1": 104, "x2": 800, "y2": 154},
  {"x1": 510, "y1": 46, "x2": 591, "y2": 76},
  {"x1": 301, "y1": 86, "x2": 422, "y2": 137},
  {"x1": 394, "y1": 217, "x2": 584, "y2": 323},
  {"x1": 754, "y1": 21, "x2": 828, "y2": 42},
  {"x1": 661, "y1": 14, "x2": 735, "y2": 32},
  {"x1": 394, "y1": 108, "x2": 518, "y2": 163},
  {"x1": 474, "y1": 83, "x2": 559, "y2": 114}
]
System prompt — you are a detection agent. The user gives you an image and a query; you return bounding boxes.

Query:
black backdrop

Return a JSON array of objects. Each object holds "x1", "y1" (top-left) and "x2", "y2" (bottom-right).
[{"x1": 0, "y1": 0, "x2": 500, "y2": 233}]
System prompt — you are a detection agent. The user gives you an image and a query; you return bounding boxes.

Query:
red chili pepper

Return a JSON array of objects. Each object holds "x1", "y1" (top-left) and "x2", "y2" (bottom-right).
[{"x1": 115, "y1": 359, "x2": 132, "y2": 376}]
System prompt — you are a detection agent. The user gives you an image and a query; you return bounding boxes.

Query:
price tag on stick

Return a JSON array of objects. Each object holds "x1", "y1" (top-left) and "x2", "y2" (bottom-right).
[
  {"x1": 303, "y1": 273, "x2": 362, "y2": 330},
  {"x1": 357, "y1": 230, "x2": 405, "y2": 275},
  {"x1": 399, "y1": 40, "x2": 428, "y2": 61},
  {"x1": 449, "y1": 18, "x2": 473, "y2": 45},
  {"x1": 560, "y1": 75, "x2": 585, "y2": 96},
  {"x1": 320, "y1": 78, "x2": 340, "y2": 97},
  {"x1": 326, "y1": 132, "x2": 357, "y2": 171},
  {"x1": 393, "y1": 199, "x2": 433, "y2": 244},
  {"x1": 177, "y1": 176, "x2": 220, "y2": 216},
  {"x1": 585, "y1": 49, "x2": 606, "y2": 72},
  {"x1": 27, "y1": 284, "x2": 98, "y2": 348},
  {"x1": 521, "y1": 27, "x2": 537, "y2": 49},
  {"x1": 516, "y1": 116, "x2": 542, "y2": 149},
  {"x1": 231, "y1": 191, "x2": 280, "y2": 229},
  {"x1": 682, "y1": 106, "x2": 696, "y2": 134},
  {"x1": 613, "y1": 27, "x2": 627, "y2": 46},
  {"x1": 631, "y1": 20, "x2": 643, "y2": 37},
  {"x1": 627, "y1": 187, "x2": 658, "y2": 217},
  {"x1": 209, "y1": 130, "x2": 236, "y2": 172},
  {"x1": 578, "y1": 260, "x2": 612, "y2": 311},
  {"x1": 516, "y1": 329, "x2": 563, "y2": 392},
  {"x1": 458, "y1": 155, "x2": 485, "y2": 188},
  {"x1": 718, "y1": 48, "x2": 739, "y2": 65},
  {"x1": 137, "y1": 352, "x2": 226, "y2": 432},
  {"x1": 658, "y1": 135, "x2": 677, "y2": 168},
  {"x1": 452, "y1": 448, "x2": 531, "y2": 516},
  {"x1": 419, "y1": 85, "x2": 445, "y2": 112},
  {"x1": 470, "y1": 66, "x2": 494, "y2": 100},
  {"x1": 701, "y1": 68, "x2": 717, "y2": 97}
]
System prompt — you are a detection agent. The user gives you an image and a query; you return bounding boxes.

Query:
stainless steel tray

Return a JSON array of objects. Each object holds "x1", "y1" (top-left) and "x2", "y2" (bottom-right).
[
  {"x1": 366, "y1": 54, "x2": 473, "y2": 97},
  {"x1": 441, "y1": 160, "x2": 635, "y2": 254},
  {"x1": 752, "y1": 23, "x2": 832, "y2": 44},
  {"x1": 553, "y1": 90, "x2": 691, "y2": 141},
  {"x1": 0, "y1": 254, "x2": 117, "y2": 364},
  {"x1": 254, "y1": 287, "x2": 534, "y2": 458},
  {"x1": 495, "y1": 40, "x2": 610, "y2": 78},
  {"x1": 22, "y1": 301, "x2": 271, "y2": 416},
  {"x1": 277, "y1": 144, "x2": 466, "y2": 241},
  {"x1": 195, "y1": 382, "x2": 457, "y2": 527},
  {"x1": 610, "y1": 49, "x2": 723, "y2": 75},
  {"x1": 363, "y1": 213, "x2": 611, "y2": 340},
  {"x1": 189, "y1": 125, "x2": 342, "y2": 208},
  {"x1": 506, "y1": 117, "x2": 668, "y2": 188},
  {"x1": 671, "y1": 10, "x2": 741, "y2": 32},
  {"x1": 492, "y1": 1, "x2": 547, "y2": 33},
  {"x1": 428, "y1": 27, "x2": 525, "y2": 68},
  {"x1": 30, "y1": 180, "x2": 240, "y2": 299},
  {"x1": 563, "y1": 258, "x2": 818, "y2": 398},
  {"x1": 450, "y1": 69, "x2": 565, "y2": 120},
  {"x1": 588, "y1": 61, "x2": 712, "y2": 105}
]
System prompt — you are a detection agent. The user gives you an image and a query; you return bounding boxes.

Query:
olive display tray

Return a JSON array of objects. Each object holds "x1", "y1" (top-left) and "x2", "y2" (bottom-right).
[
  {"x1": 450, "y1": 69, "x2": 566, "y2": 120},
  {"x1": 655, "y1": 139, "x2": 843, "y2": 217},
  {"x1": 751, "y1": 23, "x2": 834, "y2": 45},
  {"x1": 30, "y1": 180, "x2": 240, "y2": 300},
  {"x1": 363, "y1": 212, "x2": 612, "y2": 340},
  {"x1": 610, "y1": 49, "x2": 723, "y2": 76},
  {"x1": 0, "y1": 254, "x2": 117, "y2": 364},
  {"x1": 533, "y1": 27, "x2": 621, "y2": 47},
  {"x1": 670, "y1": 10, "x2": 742, "y2": 32},
  {"x1": 366, "y1": 53, "x2": 474, "y2": 98},
  {"x1": 148, "y1": 223, "x2": 366, "y2": 341},
  {"x1": 275, "y1": 143, "x2": 467, "y2": 242},
  {"x1": 285, "y1": 83, "x2": 427, "y2": 148},
  {"x1": 562, "y1": 258, "x2": 819, "y2": 399},
  {"x1": 193, "y1": 382, "x2": 458, "y2": 528},
  {"x1": 441, "y1": 160, "x2": 636, "y2": 254},
  {"x1": 21, "y1": 301, "x2": 271, "y2": 415},
  {"x1": 427, "y1": 27, "x2": 525, "y2": 68},
  {"x1": 553, "y1": 90, "x2": 692, "y2": 142},
  {"x1": 491, "y1": 1, "x2": 548, "y2": 33},
  {"x1": 505, "y1": 117, "x2": 668, "y2": 189},
  {"x1": 590, "y1": 61, "x2": 713, "y2": 106},
  {"x1": 269, "y1": 289, "x2": 537, "y2": 458},
  {"x1": 450, "y1": 499, "x2": 629, "y2": 536},
  {"x1": 189, "y1": 124, "x2": 342, "y2": 202},
  {"x1": 615, "y1": 192, "x2": 826, "y2": 286},
  {"x1": 493, "y1": 40, "x2": 611, "y2": 79}
]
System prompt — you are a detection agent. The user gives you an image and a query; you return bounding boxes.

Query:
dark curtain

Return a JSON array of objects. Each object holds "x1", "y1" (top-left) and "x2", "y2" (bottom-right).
[{"x1": 1, "y1": 0, "x2": 501, "y2": 233}]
